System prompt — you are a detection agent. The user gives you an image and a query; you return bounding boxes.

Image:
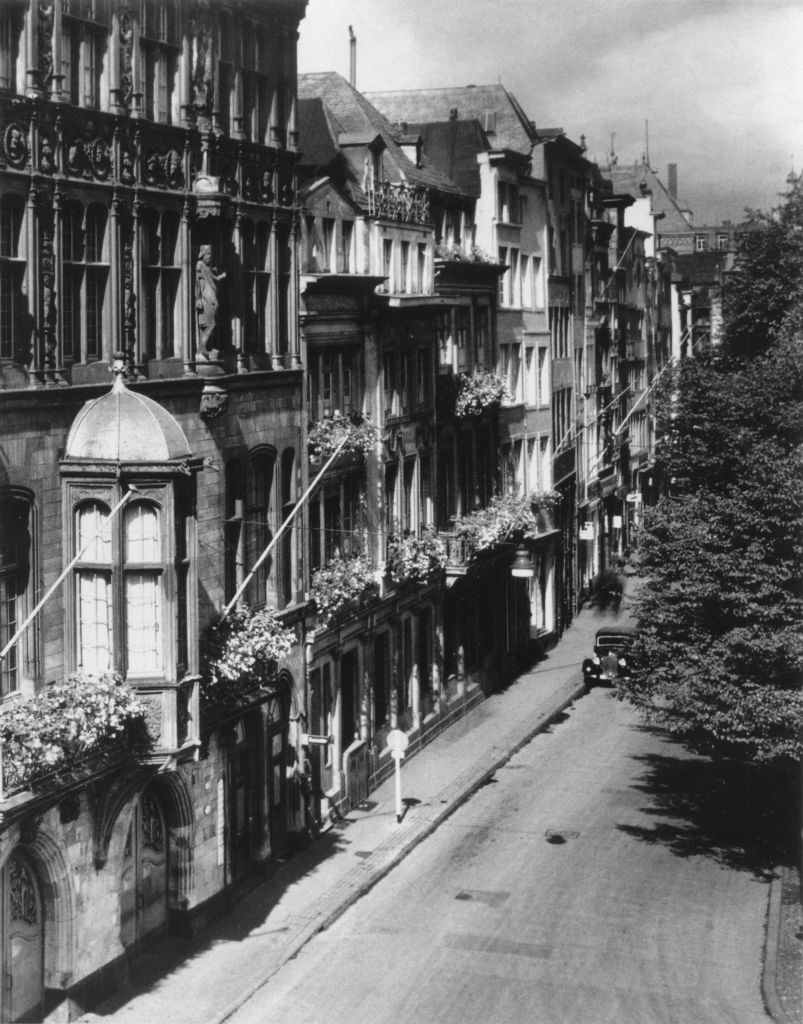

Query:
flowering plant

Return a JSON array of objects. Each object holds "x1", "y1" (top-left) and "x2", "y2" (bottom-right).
[
  {"x1": 452, "y1": 491, "x2": 560, "y2": 556},
  {"x1": 435, "y1": 243, "x2": 494, "y2": 264},
  {"x1": 308, "y1": 413, "x2": 378, "y2": 464},
  {"x1": 454, "y1": 369, "x2": 510, "y2": 417},
  {"x1": 0, "y1": 671, "x2": 144, "y2": 789},
  {"x1": 310, "y1": 554, "x2": 378, "y2": 628},
  {"x1": 387, "y1": 528, "x2": 447, "y2": 584},
  {"x1": 201, "y1": 605, "x2": 294, "y2": 702}
]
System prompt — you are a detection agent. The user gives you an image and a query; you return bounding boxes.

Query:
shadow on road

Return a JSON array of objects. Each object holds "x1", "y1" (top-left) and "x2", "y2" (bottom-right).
[
  {"x1": 618, "y1": 733, "x2": 800, "y2": 879},
  {"x1": 84, "y1": 823, "x2": 355, "y2": 1017}
]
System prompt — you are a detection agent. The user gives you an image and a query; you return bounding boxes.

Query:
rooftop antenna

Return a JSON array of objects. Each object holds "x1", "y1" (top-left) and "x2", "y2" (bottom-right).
[
  {"x1": 645, "y1": 119, "x2": 650, "y2": 168},
  {"x1": 349, "y1": 25, "x2": 356, "y2": 88}
]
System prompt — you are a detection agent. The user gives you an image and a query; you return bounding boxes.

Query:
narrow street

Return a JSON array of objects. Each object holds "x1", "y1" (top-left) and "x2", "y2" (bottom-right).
[{"x1": 231, "y1": 685, "x2": 771, "y2": 1024}]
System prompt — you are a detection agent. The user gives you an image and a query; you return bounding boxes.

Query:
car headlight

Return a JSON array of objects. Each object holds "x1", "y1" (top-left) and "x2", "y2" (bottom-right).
[
  {"x1": 618, "y1": 657, "x2": 627, "y2": 667},
  {"x1": 592, "y1": 655, "x2": 601, "y2": 665}
]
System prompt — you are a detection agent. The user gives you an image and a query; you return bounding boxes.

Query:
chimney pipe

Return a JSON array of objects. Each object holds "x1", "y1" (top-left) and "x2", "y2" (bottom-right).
[
  {"x1": 349, "y1": 26, "x2": 356, "y2": 88},
  {"x1": 667, "y1": 163, "x2": 678, "y2": 199}
]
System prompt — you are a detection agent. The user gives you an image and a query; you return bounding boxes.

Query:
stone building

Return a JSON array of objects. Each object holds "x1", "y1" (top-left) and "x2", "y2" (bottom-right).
[{"x1": 0, "y1": 1, "x2": 308, "y2": 1019}]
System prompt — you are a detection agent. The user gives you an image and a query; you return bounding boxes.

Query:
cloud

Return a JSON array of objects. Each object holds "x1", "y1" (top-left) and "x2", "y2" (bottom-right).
[{"x1": 298, "y1": 0, "x2": 803, "y2": 222}]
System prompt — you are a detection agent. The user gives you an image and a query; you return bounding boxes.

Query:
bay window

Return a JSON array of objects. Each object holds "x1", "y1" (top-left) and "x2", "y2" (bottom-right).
[{"x1": 69, "y1": 484, "x2": 190, "y2": 681}]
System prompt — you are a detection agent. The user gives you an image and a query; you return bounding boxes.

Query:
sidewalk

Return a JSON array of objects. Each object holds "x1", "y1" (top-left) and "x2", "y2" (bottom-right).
[{"x1": 79, "y1": 603, "x2": 798, "y2": 1024}]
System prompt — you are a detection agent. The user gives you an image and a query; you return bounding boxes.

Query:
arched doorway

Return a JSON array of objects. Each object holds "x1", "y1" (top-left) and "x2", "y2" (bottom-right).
[
  {"x1": 1, "y1": 850, "x2": 44, "y2": 1023},
  {"x1": 265, "y1": 690, "x2": 290, "y2": 857},
  {"x1": 120, "y1": 786, "x2": 169, "y2": 949}
]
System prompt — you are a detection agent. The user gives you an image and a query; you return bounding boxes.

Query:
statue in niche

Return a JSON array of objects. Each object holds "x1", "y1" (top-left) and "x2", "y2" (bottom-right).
[{"x1": 195, "y1": 244, "x2": 226, "y2": 357}]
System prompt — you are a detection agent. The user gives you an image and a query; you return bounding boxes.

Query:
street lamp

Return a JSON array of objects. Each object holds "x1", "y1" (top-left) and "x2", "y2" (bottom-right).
[{"x1": 510, "y1": 547, "x2": 534, "y2": 578}]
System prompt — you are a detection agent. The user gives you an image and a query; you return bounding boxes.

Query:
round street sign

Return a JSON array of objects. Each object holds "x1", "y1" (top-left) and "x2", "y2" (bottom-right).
[{"x1": 386, "y1": 729, "x2": 409, "y2": 757}]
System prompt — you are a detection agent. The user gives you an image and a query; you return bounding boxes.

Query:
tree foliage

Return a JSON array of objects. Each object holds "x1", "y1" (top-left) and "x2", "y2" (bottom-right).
[
  {"x1": 622, "y1": 183, "x2": 803, "y2": 765},
  {"x1": 723, "y1": 177, "x2": 803, "y2": 359}
]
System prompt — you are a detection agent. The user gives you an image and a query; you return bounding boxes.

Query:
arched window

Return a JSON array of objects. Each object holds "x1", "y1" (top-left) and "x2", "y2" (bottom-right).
[
  {"x1": 74, "y1": 500, "x2": 113, "y2": 672},
  {"x1": 0, "y1": 194, "x2": 26, "y2": 363},
  {"x1": 73, "y1": 497, "x2": 167, "y2": 677},
  {"x1": 123, "y1": 503, "x2": 162, "y2": 674}
]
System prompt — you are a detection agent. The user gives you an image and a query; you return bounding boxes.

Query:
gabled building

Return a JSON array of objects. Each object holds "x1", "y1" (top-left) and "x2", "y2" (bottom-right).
[
  {"x1": 368, "y1": 84, "x2": 562, "y2": 645},
  {"x1": 296, "y1": 72, "x2": 532, "y2": 822}
]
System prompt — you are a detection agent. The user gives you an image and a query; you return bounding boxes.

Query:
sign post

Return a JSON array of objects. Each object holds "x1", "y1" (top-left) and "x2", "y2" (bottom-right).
[{"x1": 386, "y1": 729, "x2": 409, "y2": 823}]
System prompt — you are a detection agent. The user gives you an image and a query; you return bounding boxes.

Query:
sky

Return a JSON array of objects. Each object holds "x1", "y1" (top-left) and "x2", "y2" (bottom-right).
[{"x1": 297, "y1": 0, "x2": 802, "y2": 226}]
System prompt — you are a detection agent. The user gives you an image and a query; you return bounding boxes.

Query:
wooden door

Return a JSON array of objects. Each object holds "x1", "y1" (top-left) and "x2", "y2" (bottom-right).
[
  {"x1": 120, "y1": 788, "x2": 168, "y2": 949},
  {"x1": 1, "y1": 852, "x2": 44, "y2": 1023}
]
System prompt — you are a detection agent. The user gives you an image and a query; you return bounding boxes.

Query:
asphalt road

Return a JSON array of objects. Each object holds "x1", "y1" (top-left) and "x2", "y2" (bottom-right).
[{"x1": 230, "y1": 685, "x2": 771, "y2": 1024}]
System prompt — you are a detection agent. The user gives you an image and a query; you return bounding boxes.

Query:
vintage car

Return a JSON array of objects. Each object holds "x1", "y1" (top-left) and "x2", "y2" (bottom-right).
[{"x1": 582, "y1": 625, "x2": 637, "y2": 689}]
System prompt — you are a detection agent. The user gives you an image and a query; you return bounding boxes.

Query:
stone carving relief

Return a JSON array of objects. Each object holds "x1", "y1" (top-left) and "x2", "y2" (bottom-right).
[
  {"x1": 119, "y1": 0, "x2": 135, "y2": 111},
  {"x1": 4, "y1": 123, "x2": 28, "y2": 168},
  {"x1": 143, "y1": 148, "x2": 184, "y2": 189},
  {"x1": 189, "y1": 0, "x2": 214, "y2": 124},
  {"x1": 38, "y1": 1, "x2": 54, "y2": 91}
]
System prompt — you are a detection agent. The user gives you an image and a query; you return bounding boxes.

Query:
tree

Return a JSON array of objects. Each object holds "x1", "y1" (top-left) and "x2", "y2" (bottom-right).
[
  {"x1": 621, "y1": 183, "x2": 803, "y2": 765},
  {"x1": 723, "y1": 176, "x2": 803, "y2": 359}
]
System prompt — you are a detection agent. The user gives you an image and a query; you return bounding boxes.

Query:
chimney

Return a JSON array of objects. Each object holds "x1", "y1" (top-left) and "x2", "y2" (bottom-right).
[
  {"x1": 667, "y1": 163, "x2": 678, "y2": 199},
  {"x1": 349, "y1": 26, "x2": 356, "y2": 88}
]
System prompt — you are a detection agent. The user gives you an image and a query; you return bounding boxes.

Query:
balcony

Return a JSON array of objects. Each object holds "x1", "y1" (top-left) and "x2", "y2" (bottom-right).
[{"x1": 366, "y1": 182, "x2": 431, "y2": 225}]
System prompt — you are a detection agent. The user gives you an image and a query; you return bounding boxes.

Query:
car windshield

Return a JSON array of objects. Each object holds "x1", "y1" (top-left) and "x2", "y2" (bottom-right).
[{"x1": 596, "y1": 634, "x2": 635, "y2": 648}]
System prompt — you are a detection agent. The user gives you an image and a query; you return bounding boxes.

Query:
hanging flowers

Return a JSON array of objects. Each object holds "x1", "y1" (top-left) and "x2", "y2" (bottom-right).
[
  {"x1": 201, "y1": 604, "x2": 294, "y2": 696},
  {"x1": 452, "y1": 491, "x2": 560, "y2": 557},
  {"x1": 308, "y1": 412, "x2": 378, "y2": 464},
  {"x1": 0, "y1": 671, "x2": 144, "y2": 789},
  {"x1": 387, "y1": 528, "x2": 448, "y2": 584},
  {"x1": 453, "y1": 369, "x2": 510, "y2": 417},
  {"x1": 310, "y1": 553, "x2": 378, "y2": 628}
]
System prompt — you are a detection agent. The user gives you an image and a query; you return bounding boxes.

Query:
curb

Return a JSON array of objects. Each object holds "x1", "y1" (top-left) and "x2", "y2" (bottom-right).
[
  {"x1": 207, "y1": 682, "x2": 586, "y2": 1024},
  {"x1": 762, "y1": 866, "x2": 801, "y2": 1024}
]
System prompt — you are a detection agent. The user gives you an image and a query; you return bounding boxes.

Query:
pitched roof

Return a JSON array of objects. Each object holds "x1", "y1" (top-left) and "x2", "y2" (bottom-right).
[
  {"x1": 297, "y1": 72, "x2": 462, "y2": 197},
  {"x1": 405, "y1": 119, "x2": 487, "y2": 197},
  {"x1": 365, "y1": 84, "x2": 537, "y2": 155},
  {"x1": 608, "y1": 161, "x2": 693, "y2": 233}
]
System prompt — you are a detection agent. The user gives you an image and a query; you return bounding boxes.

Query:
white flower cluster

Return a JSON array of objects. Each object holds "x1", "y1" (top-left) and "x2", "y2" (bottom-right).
[
  {"x1": 204, "y1": 605, "x2": 294, "y2": 688},
  {"x1": 308, "y1": 415, "x2": 378, "y2": 464},
  {"x1": 311, "y1": 554, "x2": 377, "y2": 628},
  {"x1": 454, "y1": 370, "x2": 510, "y2": 418},
  {"x1": 0, "y1": 671, "x2": 144, "y2": 786},
  {"x1": 387, "y1": 529, "x2": 447, "y2": 584}
]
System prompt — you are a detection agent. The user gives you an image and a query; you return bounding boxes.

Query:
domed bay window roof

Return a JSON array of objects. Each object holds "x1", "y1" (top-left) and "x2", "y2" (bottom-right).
[{"x1": 65, "y1": 363, "x2": 193, "y2": 467}]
